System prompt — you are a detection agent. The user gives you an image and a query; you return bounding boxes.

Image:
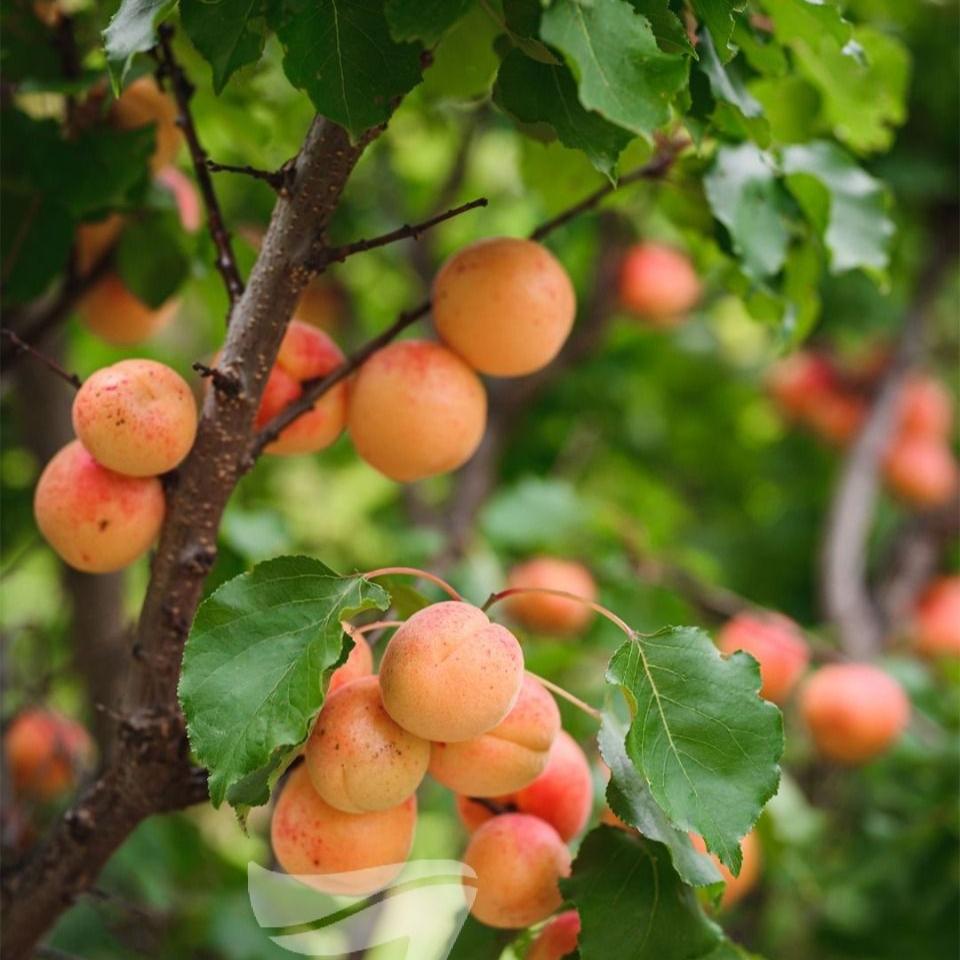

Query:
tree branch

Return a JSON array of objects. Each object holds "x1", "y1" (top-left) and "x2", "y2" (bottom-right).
[
  {"x1": 206, "y1": 158, "x2": 293, "y2": 193},
  {"x1": 1, "y1": 329, "x2": 81, "y2": 389}
]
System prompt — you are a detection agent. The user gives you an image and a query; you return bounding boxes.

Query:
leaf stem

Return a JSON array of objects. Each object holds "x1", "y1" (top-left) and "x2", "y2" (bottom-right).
[
  {"x1": 484, "y1": 587, "x2": 634, "y2": 637},
  {"x1": 351, "y1": 619, "x2": 405, "y2": 636},
  {"x1": 528, "y1": 671, "x2": 602, "y2": 722},
  {"x1": 361, "y1": 566, "x2": 463, "y2": 602}
]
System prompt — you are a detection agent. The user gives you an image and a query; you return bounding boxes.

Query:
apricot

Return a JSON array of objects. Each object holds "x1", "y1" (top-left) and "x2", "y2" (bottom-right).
[
  {"x1": 800, "y1": 663, "x2": 910, "y2": 764},
  {"x1": 110, "y1": 76, "x2": 183, "y2": 172},
  {"x1": 295, "y1": 277, "x2": 342, "y2": 331},
  {"x1": 456, "y1": 730, "x2": 593, "y2": 841},
  {"x1": 767, "y1": 351, "x2": 837, "y2": 420},
  {"x1": 804, "y1": 389, "x2": 867, "y2": 446},
  {"x1": 463, "y1": 813, "x2": 571, "y2": 929},
  {"x1": 897, "y1": 375, "x2": 953, "y2": 438},
  {"x1": 78, "y1": 273, "x2": 177, "y2": 345},
  {"x1": 34, "y1": 440, "x2": 165, "y2": 573},
  {"x1": 883, "y1": 434, "x2": 958, "y2": 507},
  {"x1": 690, "y1": 830, "x2": 761, "y2": 909},
  {"x1": 305, "y1": 676, "x2": 429, "y2": 814},
  {"x1": 72, "y1": 359, "x2": 197, "y2": 477},
  {"x1": 327, "y1": 635, "x2": 374, "y2": 694},
  {"x1": 528, "y1": 910, "x2": 580, "y2": 960},
  {"x1": 618, "y1": 242, "x2": 701, "y2": 325},
  {"x1": 155, "y1": 166, "x2": 201, "y2": 232},
  {"x1": 430, "y1": 675, "x2": 559, "y2": 796},
  {"x1": 505, "y1": 558, "x2": 596, "y2": 635},
  {"x1": 433, "y1": 237, "x2": 576, "y2": 377},
  {"x1": 379, "y1": 601, "x2": 524, "y2": 742},
  {"x1": 270, "y1": 764, "x2": 416, "y2": 894},
  {"x1": 716, "y1": 611, "x2": 810, "y2": 704},
  {"x1": 347, "y1": 340, "x2": 486, "y2": 482},
  {"x1": 75, "y1": 213, "x2": 125, "y2": 276},
  {"x1": 913, "y1": 576, "x2": 960, "y2": 658},
  {"x1": 3, "y1": 708, "x2": 94, "y2": 801}
]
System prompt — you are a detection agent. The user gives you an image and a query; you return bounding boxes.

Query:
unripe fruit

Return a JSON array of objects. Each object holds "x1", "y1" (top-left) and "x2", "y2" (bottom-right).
[
  {"x1": 456, "y1": 730, "x2": 593, "y2": 841},
  {"x1": 430, "y1": 675, "x2": 559, "y2": 796},
  {"x1": 912, "y1": 576, "x2": 960, "y2": 658},
  {"x1": 305, "y1": 676, "x2": 429, "y2": 814},
  {"x1": 328, "y1": 635, "x2": 374, "y2": 694},
  {"x1": 897, "y1": 375, "x2": 953, "y2": 438},
  {"x1": 505, "y1": 558, "x2": 596, "y2": 635},
  {"x1": 3, "y1": 708, "x2": 94, "y2": 801},
  {"x1": 463, "y1": 813, "x2": 571, "y2": 929},
  {"x1": 767, "y1": 351, "x2": 837, "y2": 420},
  {"x1": 690, "y1": 831, "x2": 761, "y2": 909},
  {"x1": 619, "y1": 243, "x2": 701, "y2": 325},
  {"x1": 75, "y1": 214, "x2": 125, "y2": 276},
  {"x1": 271, "y1": 764, "x2": 416, "y2": 894},
  {"x1": 347, "y1": 340, "x2": 486, "y2": 481},
  {"x1": 34, "y1": 440, "x2": 165, "y2": 573},
  {"x1": 716, "y1": 611, "x2": 809, "y2": 704},
  {"x1": 804, "y1": 390, "x2": 867, "y2": 446},
  {"x1": 111, "y1": 76, "x2": 183, "y2": 172},
  {"x1": 882, "y1": 434, "x2": 958, "y2": 507},
  {"x1": 433, "y1": 238, "x2": 576, "y2": 377},
  {"x1": 379, "y1": 601, "x2": 523, "y2": 742},
  {"x1": 72, "y1": 360, "x2": 197, "y2": 477},
  {"x1": 78, "y1": 274, "x2": 177, "y2": 346},
  {"x1": 528, "y1": 910, "x2": 580, "y2": 960},
  {"x1": 155, "y1": 166, "x2": 201, "y2": 232},
  {"x1": 800, "y1": 663, "x2": 910, "y2": 764}
]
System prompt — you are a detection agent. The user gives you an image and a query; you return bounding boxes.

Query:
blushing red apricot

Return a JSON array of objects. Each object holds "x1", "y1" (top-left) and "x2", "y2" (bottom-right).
[
  {"x1": 690, "y1": 831, "x2": 761, "y2": 909},
  {"x1": 619, "y1": 243, "x2": 701, "y2": 325},
  {"x1": 430, "y1": 675, "x2": 559, "y2": 796},
  {"x1": 800, "y1": 663, "x2": 910, "y2": 764},
  {"x1": 896, "y1": 375, "x2": 953, "y2": 438},
  {"x1": 305, "y1": 676, "x2": 429, "y2": 813},
  {"x1": 433, "y1": 238, "x2": 576, "y2": 377},
  {"x1": 72, "y1": 360, "x2": 197, "y2": 477},
  {"x1": 913, "y1": 576, "x2": 960, "y2": 658},
  {"x1": 327, "y1": 635, "x2": 374, "y2": 694},
  {"x1": 882, "y1": 434, "x2": 958, "y2": 507},
  {"x1": 528, "y1": 910, "x2": 580, "y2": 960},
  {"x1": 804, "y1": 390, "x2": 867, "y2": 446},
  {"x1": 463, "y1": 813, "x2": 571, "y2": 929},
  {"x1": 3, "y1": 708, "x2": 94, "y2": 801},
  {"x1": 34, "y1": 440, "x2": 165, "y2": 573},
  {"x1": 766, "y1": 351, "x2": 837, "y2": 420},
  {"x1": 347, "y1": 340, "x2": 486, "y2": 482},
  {"x1": 75, "y1": 214, "x2": 125, "y2": 276},
  {"x1": 716, "y1": 611, "x2": 810, "y2": 704},
  {"x1": 270, "y1": 764, "x2": 416, "y2": 894},
  {"x1": 456, "y1": 730, "x2": 593, "y2": 842},
  {"x1": 111, "y1": 76, "x2": 183, "y2": 172},
  {"x1": 505, "y1": 558, "x2": 596, "y2": 635},
  {"x1": 78, "y1": 274, "x2": 178, "y2": 346},
  {"x1": 379, "y1": 601, "x2": 523, "y2": 742},
  {"x1": 155, "y1": 166, "x2": 201, "y2": 232}
]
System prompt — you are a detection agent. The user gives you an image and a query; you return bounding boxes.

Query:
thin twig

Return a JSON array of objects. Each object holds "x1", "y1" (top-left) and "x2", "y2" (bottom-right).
[
  {"x1": 1, "y1": 330, "x2": 81, "y2": 389},
  {"x1": 206, "y1": 158, "x2": 291, "y2": 193},
  {"x1": 360, "y1": 566, "x2": 463, "y2": 602},
  {"x1": 192, "y1": 361, "x2": 241, "y2": 396}
]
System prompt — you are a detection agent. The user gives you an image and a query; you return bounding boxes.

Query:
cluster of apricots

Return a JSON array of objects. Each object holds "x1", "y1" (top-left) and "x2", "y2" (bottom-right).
[
  {"x1": 618, "y1": 242, "x2": 701, "y2": 327},
  {"x1": 768, "y1": 350, "x2": 958, "y2": 508}
]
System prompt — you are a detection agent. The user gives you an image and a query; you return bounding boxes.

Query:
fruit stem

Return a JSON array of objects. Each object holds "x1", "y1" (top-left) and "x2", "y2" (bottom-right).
[
  {"x1": 361, "y1": 567, "x2": 463, "y2": 602},
  {"x1": 483, "y1": 587, "x2": 634, "y2": 637},
  {"x1": 528, "y1": 671, "x2": 602, "y2": 722},
  {"x1": 352, "y1": 619, "x2": 405, "y2": 636}
]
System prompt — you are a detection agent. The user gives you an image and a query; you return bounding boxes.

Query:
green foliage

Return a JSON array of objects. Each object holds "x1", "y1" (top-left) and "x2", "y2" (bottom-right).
[{"x1": 180, "y1": 0, "x2": 269, "y2": 93}]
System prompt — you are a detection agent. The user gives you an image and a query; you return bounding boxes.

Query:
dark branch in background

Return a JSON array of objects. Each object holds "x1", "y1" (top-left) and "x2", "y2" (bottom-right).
[
  {"x1": 154, "y1": 26, "x2": 244, "y2": 309},
  {"x1": 0, "y1": 330, "x2": 81, "y2": 389},
  {"x1": 206, "y1": 158, "x2": 293, "y2": 194}
]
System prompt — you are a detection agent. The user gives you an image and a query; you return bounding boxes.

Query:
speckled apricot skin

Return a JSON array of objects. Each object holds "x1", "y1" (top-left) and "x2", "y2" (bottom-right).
[
  {"x1": 691, "y1": 831, "x2": 762, "y2": 909},
  {"x1": 347, "y1": 340, "x2": 487, "y2": 482},
  {"x1": 270, "y1": 764, "x2": 416, "y2": 894},
  {"x1": 463, "y1": 813, "x2": 571, "y2": 929},
  {"x1": 505, "y1": 558, "x2": 596, "y2": 635},
  {"x1": 305, "y1": 676, "x2": 429, "y2": 813},
  {"x1": 379, "y1": 601, "x2": 524, "y2": 742},
  {"x1": 433, "y1": 238, "x2": 576, "y2": 377},
  {"x1": 34, "y1": 440, "x2": 165, "y2": 573},
  {"x1": 528, "y1": 910, "x2": 580, "y2": 960},
  {"x1": 327, "y1": 635, "x2": 374, "y2": 694},
  {"x1": 619, "y1": 243, "x2": 701, "y2": 324},
  {"x1": 111, "y1": 76, "x2": 183, "y2": 172},
  {"x1": 72, "y1": 359, "x2": 197, "y2": 477},
  {"x1": 3, "y1": 708, "x2": 94, "y2": 801},
  {"x1": 430, "y1": 674, "x2": 559, "y2": 796},
  {"x1": 78, "y1": 274, "x2": 177, "y2": 346}
]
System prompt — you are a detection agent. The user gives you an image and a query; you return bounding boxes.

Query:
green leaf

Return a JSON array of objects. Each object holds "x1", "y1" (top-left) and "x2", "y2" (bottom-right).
[
  {"x1": 493, "y1": 49, "x2": 632, "y2": 180},
  {"x1": 181, "y1": 0, "x2": 269, "y2": 93},
  {"x1": 782, "y1": 140, "x2": 894, "y2": 274},
  {"x1": 421, "y1": 2, "x2": 500, "y2": 102},
  {"x1": 697, "y1": 28, "x2": 768, "y2": 145},
  {"x1": 1, "y1": 187, "x2": 73, "y2": 303},
  {"x1": 691, "y1": 0, "x2": 746, "y2": 62},
  {"x1": 562, "y1": 827, "x2": 733, "y2": 960},
  {"x1": 178, "y1": 556, "x2": 390, "y2": 810},
  {"x1": 704, "y1": 142, "x2": 790, "y2": 280},
  {"x1": 481, "y1": 477, "x2": 589, "y2": 552},
  {"x1": 540, "y1": 0, "x2": 688, "y2": 140},
  {"x1": 606, "y1": 626, "x2": 783, "y2": 873},
  {"x1": 447, "y1": 915, "x2": 515, "y2": 960},
  {"x1": 500, "y1": 0, "x2": 562, "y2": 65},
  {"x1": 599, "y1": 716, "x2": 723, "y2": 889},
  {"x1": 103, "y1": 0, "x2": 177, "y2": 87},
  {"x1": 630, "y1": 0, "x2": 695, "y2": 57},
  {"x1": 749, "y1": 75, "x2": 819, "y2": 144},
  {"x1": 271, "y1": 0, "x2": 423, "y2": 139},
  {"x1": 385, "y1": 0, "x2": 473, "y2": 45},
  {"x1": 760, "y1": 0, "x2": 851, "y2": 47},
  {"x1": 780, "y1": 239, "x2": 822, "y2": 344},
  {"x1": 115, "y1": 210, "x2": 190, "y2": 307}
]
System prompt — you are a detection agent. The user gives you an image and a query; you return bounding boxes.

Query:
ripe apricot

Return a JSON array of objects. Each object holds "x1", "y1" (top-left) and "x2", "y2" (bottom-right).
[
  {"x1": 155, "y1": 166, "x2": 201, "y2": 232},
  {"x1": 897, "y1": 375, "x2": 953, "y2": 438},
  {"x1": 433, "y1": 237, "x2": 576, "y2": 377},
  {"x1": 505, "y1": 558, "x2": 596, "y2": 635},
  {"x1": 78, "y1": 273, "x2": 178, "y2": 346},
  {"x1": 111, "y1": 76, "x2": 182, "y2": 172},
  {"x1": 804, "y1": 390, "x2": 867, "y2": 446},
  {"x1": 619, "y1": 243, "x2": 701, "y2": 325},
  {"x1": 528, "y1": 910, "x2": 580, "y2": 960},
  {"x1": 379, "y1": 601, "x2": 524, "y2": 742},
  {"x1": 72, "y1": 359, "x2": 197, "y2": 477},
  {"x1": 883, "y1": 434, "x2": 958, "y2": 507},
  {"x1": 690, "y1": 830, "x2": 761, "y2": 909},
  {"x1": 800, "y1": 663, "x2": 910, "y2": 764},
  {"x1": 456, "y1": 730, "x2": 593, "y2": 841},
  {"x1": 305, "y1": 676, "x2": 429, "y2": 813},
  {"x1": 430, "y1": 675, "x2": 559, "y2": 796},
  {"x1": 3, "y1": 708, "x2": 94, "y2": 801},
  {"x1": 463, "y1": 813, "x2": 571, "y2": 929},
  {"x1": 716, "y1": 611, "x2": 810, "y2": 704},
  {"x1": 347, "y1": 340, "x2": 486, "y2": 482},
  {"x1": 913, "y1": 576, "x2": 960, "y2": 658},
  {"x1": 766, "y1": 351, "x2": 837, "y2": 420},
  {"x1": 75, "y1": 214, "x2": 125, "y2": 276},
  {"x1": 271, "y1": 764, "x2": 416, "y2": 894},
  {"x1": 328, "y1": 635, "x2": 374, "y2": 694},
  {"x1": 34, "y1": 440, "x2": 165, "y2": 573}
]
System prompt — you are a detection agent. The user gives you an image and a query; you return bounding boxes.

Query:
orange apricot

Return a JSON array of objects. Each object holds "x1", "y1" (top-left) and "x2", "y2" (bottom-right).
[
  {"x1": 75, "y1": 214, "x2": 125, "y2": 276},
  {"x1": 78, "y1": 273, "x2": 177, "y2": 346},
  {"x1": 619, "y1": 243, "x2": 701, "y2": 325},
  {"x1": 3, "y1": 708, "x2": 94, "y2": 801},
  {"x1": 896, "y1": 375, "x2": 953, "y2": 439},
  {"x1": 690, "y1": 830, "x2": 761, "y2": 909},
  {"x1": 327, "y1": 635, "x2": 374, "y2": 694},
  {"x1": 155, "y1": 166, "x2": 201, "y2": 232},
  {"x1": 505, "y1": 558, "x2": 596, "y2": 635},
  {"x1": 883, "y1": 434, "x2": 959, "y2": 507},
  {"x1": 766, "y1": 351, "x2": 838, "y2": 420},
  {"x1": 912, "y1": 576, "x2": 960, "y2": 658},
  {"x1": 111, "y1": 76, "x2": 182, "y2": 172},
  {"x1": 528, "y1": 910, "x2": 580, "y2": 960}
]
